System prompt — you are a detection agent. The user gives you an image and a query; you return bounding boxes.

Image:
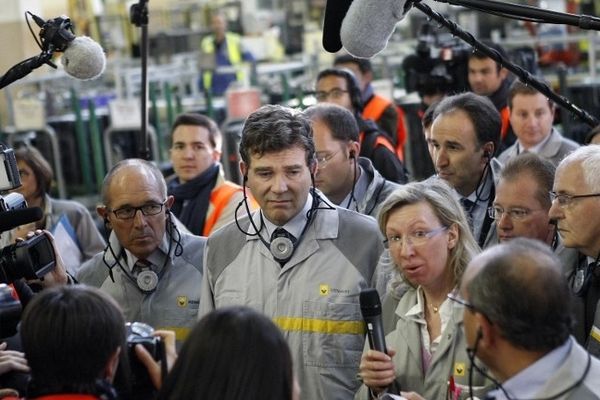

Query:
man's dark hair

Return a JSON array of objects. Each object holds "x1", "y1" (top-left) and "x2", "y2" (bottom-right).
[
  {"x1": 434, "y1": 92, "x2": 501, "y2": 156},
  {"x1": 157, "y1": 306, "x2": 294, "y2": 400},
  {"x1": 333, "y1": 54, "x2": 373, "y2": 74},
  {"x1": 316, "y1": 68, "x2": 364, "y2": 113},
  {"x1": 467, "y1": 238, "x2": 572, "y2": 352},
  {"x1": 422, "y1": 101, "x2": 440, "y2": 130},
  {"x1": 304, "y1": 103, "x2": 360, "y2": 142},
  {"x1": 239, "y1": 104, "x2": 315, "y2": 168},
  {"x1": 20, "y1": 286, "x2": 126, "y2": 396},
  {"x1": 170, "y1": 112, "x2": 221, "y2": 149},
  {"x1": 507, "y1": 79, "x2": 554, "y2": 110},
  {"x1": 468, "y1": 40, "x2": 508, "y2": 73},
  {"x1": 500, "y1": 153, "x2": 555, "y2": 210}
]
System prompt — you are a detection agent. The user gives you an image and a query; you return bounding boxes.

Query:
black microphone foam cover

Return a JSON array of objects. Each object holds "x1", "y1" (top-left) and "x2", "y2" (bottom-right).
[
  {"x1": 0, "y1": 207, "x2": 43, "y2": 233},
  {"x1": 322, "y1": 0, "x2": 354, "y2": 53}
]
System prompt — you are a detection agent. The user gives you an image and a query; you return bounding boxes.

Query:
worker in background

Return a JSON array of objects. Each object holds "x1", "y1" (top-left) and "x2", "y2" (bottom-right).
[{"x1": 200, "y1": 11, "x2": 255, "y2": 96}]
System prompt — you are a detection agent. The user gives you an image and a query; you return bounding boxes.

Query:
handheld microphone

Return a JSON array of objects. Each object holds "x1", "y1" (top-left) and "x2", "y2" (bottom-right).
[
  {"x1": 340, "y1": 0, "x2": 412, "y2": 58},
  {"x1": 359, "y1": 288, "x2": 387, "y2": 354},
  {"x1": 0, "y1": 207, "x2": 43, "y2": 233},
  {"x1": 29, "y1": 12, "x2": 106, "y2": 80}
]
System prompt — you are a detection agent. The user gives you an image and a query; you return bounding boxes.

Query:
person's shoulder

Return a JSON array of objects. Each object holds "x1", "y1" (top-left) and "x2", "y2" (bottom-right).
[
  {"x1": 49, "y1": 197, "x2": 90, "y2": 213},
  {"x1": 75, "y1": 252, "x2": 107, "y2": 285},
  {"x1": 336, "y1": 207, "x2": 380, "y2": 232}
]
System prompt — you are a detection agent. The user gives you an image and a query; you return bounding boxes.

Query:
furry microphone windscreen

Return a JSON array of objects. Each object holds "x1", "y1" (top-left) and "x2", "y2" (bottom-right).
[
  {"x1": 340, "y1": 0, "x2": 410, "y2": 58},
  {"x1": 62, "y1": 36, "x2": 106, "y2": 80}
]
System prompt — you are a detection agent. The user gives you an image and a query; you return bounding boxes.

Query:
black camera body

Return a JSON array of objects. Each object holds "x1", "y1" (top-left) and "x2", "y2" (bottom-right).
[
  {"x1": 115, "y1": 322, "x2": 165, "y2": 400},
  {"x1": 0, "y1": 233, "x2": 56, "y2": 284}
]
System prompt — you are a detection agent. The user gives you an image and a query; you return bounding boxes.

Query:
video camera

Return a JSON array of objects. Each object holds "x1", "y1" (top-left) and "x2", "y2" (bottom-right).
[
  {"x1": 115, "y1": 322, "x2": 166, "y2": 400},
  {"x1": 0, "y1": 144, "x2": 56, "y2": 285},
  {"x1": 402, "y1": 21, "x2": 470, "y2": 98}
]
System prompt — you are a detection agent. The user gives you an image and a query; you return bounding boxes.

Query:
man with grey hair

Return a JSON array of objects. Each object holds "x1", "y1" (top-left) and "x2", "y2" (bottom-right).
[
  {"x1": 458, "y1": 238, "x2": 600, "y2": 399},
  {"x1": 77, "y1": 159, "x2": 205, "y2": 345},
  {"x1": 549, "y1": 145, "x2": 600, "y2": 357}
]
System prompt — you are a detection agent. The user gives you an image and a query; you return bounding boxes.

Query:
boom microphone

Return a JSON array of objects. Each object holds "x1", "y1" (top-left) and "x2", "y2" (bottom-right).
[
  {"x1": 29, "y1": 12, "x2": 106, "y2": 80},
  {"x1": 0, "y1": 207, "x2": 43, "y2": 233},
  {"x1": 340, "y1": 0, "x2": 411, "y2": 58},
  {"x1": 359, "y1": 288, "x2": 387, "y2": 354}
]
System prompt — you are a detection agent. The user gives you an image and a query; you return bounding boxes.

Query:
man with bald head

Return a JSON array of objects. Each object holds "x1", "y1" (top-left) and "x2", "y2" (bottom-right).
[
  {"x1": 77, "y1": 159, "x2": 205, "y2": 344},
  {"x1": 456, "y1": 238, "x2": 600, "y2": 399}
]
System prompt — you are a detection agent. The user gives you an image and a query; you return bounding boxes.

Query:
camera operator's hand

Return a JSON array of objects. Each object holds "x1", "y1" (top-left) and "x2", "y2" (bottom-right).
[
  {"x1": 135, "y1": 330, "x2": 177, "y2": 390},
  {"x1": 0, "y1": 342, "x2": 29, "y2": 375},
  {"x1": 19, "y1": 230, "x2": 69, "y2": 287}
]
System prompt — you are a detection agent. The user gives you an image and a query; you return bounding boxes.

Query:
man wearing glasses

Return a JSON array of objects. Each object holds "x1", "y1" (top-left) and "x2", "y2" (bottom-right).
[
  {"x1": 314, "y1": 67, "x2": 407, "y2": 184},
  {"x1": 77, "y1": 159, "x2": 205, "y2": 345},
  {"x1": 549, "y1": 145, "x2": 600, "y2": 358},
  {"x1": 304, "y1": 103, "x2": 404, "y2": 217}
]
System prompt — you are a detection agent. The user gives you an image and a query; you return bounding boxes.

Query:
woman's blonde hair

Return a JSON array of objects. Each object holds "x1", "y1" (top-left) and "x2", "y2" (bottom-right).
[{"x1": 377, "y1": 180, "x2": 480, "y2": 288}]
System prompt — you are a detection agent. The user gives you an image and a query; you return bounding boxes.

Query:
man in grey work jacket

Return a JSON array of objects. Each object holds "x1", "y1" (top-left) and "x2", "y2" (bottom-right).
[
  {"x1": 200, "y1": 104, "x2": 384, "y2": 400},
  {"x1": 77, "y1": 159, "x2": 205, "y2": 345}
]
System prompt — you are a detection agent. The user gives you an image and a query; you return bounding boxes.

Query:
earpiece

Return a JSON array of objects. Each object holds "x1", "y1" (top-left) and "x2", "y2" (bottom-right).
[
  {"x1": 483, "y1": 151, "x2": 491, "y2": 160},
  {"x1": 349, "y1": 151, "x2": 356, "y2": 159},
  {"x1": 243, "y1": 175, "x2": 248, "y2": 184}
]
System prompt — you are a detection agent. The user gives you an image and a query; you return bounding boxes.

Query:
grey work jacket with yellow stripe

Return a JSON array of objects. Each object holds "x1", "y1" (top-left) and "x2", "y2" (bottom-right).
[
  {"x1": 200, "y1": 203, "x2": 384, "y2": 400},
  {"x1": 77, "y1": 226, "x2": 205, "y2": 345}
]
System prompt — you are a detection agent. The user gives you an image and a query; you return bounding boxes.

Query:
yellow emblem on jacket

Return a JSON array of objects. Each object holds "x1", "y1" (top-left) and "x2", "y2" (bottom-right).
[
  {"x1": 177, "y1": 296, "x2": 188, "y2": 308},
  {"x1": 319, "y1": 284, "x2": 329, "y2": 296}
]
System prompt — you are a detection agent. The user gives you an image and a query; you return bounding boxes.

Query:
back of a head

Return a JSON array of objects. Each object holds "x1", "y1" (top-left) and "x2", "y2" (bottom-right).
[
  {"x1": 467, "y1": 238, "x2": 572, "y2": 352},
  {"x1": 239, "y1": 104, "x2": 315, "y2": 167},
  {"x1": 21, "y1": 285, "x2": 125, "y2": 395},
  {"x1": 304, "y1": 103, "x2": 360, "y2": 142},
  {"x1": 157, "y1": 306, "x2": 294, "y2": 400},
  {"x1": 434, "y1": 92, "x2": 501, "y2": 155}
]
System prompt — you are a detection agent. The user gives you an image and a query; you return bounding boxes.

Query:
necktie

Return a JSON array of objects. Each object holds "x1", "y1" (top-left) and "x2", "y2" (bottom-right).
[
  {"x1": 460, "y1": 198, "x2": 475, "y2": 230},
  {"x1": 132, "y1": 259, "x2": 152, "y2": 277}
]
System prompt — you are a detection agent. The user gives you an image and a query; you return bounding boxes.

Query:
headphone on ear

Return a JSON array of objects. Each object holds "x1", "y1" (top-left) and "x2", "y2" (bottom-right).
[
  {"x1": 483, "y1": 150, "x2": 491, "y2": 160},
  {"x1": 349, "y1": 150, "x2": 356, "y2": 159}
]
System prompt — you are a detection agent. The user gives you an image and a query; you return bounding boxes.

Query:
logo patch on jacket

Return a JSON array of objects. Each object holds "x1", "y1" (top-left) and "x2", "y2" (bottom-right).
[
  {"x1": 454, "y1": 362, "x2": 466, "y2": 376},
  {"x1": 176, "y1": 296, "x2": 188, "y2": 308},
  {"x1": 319, "y1": 284, "x2": 329, "y2": 296}
]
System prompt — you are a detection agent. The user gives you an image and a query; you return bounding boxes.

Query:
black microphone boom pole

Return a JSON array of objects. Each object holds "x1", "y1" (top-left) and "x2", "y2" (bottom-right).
[{"x1": 130, "y1": 0, "x2": 151, "y2": 160}]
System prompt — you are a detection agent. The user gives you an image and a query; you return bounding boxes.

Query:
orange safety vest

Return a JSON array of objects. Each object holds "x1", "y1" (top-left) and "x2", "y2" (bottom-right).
[
  {"x1": 358, "y1": 131, "x2": 397, "y2": 155},
  {"x1": 500, "y1": 106, "x2": 510, "y2": 141},
  {"x1": 362, "y1": 94, "x2": 407, "y2": 161},
  {"x1": 202, "y1": 182, "x2": 258, "y2": 236}
]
